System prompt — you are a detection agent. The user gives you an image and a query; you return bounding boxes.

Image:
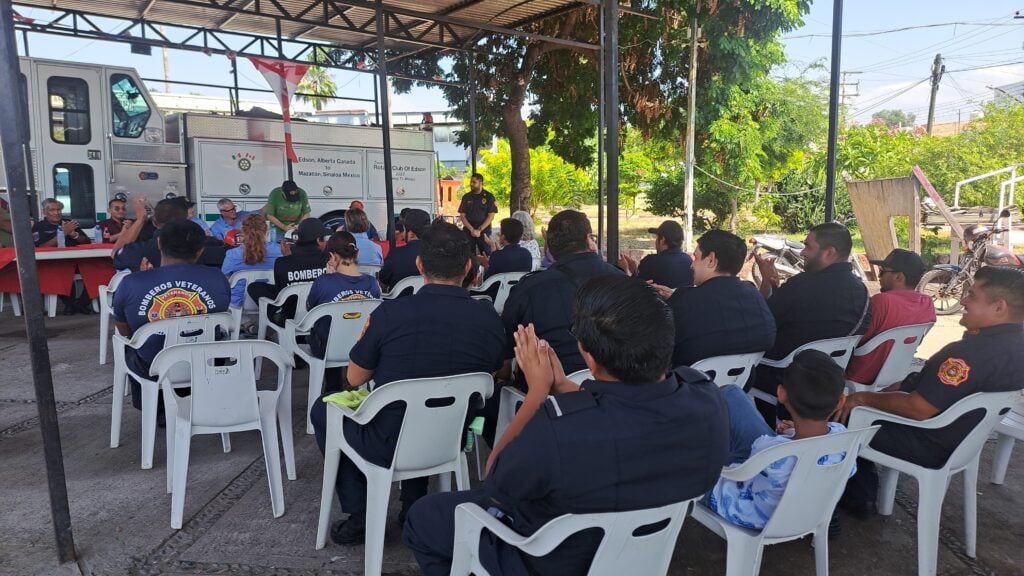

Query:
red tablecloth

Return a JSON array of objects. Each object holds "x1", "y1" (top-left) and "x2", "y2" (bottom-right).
[
  {"x1": 372, "y1": 239, "x2": 406, "y2": 259},
  {"x1": 0, "y1": 244, "x2": 116, "y2": 299}
]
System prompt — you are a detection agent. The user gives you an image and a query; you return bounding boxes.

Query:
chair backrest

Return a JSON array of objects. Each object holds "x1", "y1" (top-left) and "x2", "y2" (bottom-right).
[
  {"x1": 791, "y1": 335, "x2": 862, "y2": 369},
  {"x1": 691, "y1": 352, "x2": 765, "y2": 387},
  {"x1": 754, "y1": 426, "x2": 880, "y2": 540},
  {"x1": 852, "y1": 322, "x2": 934, "y2": 389},
  {"x1": 101, "y1": 269, "x2": 131, "y2": 307},
  {"x1": 303, "y1": 300, "x2": 381, "y2": 363},
  {"x1": 358, "y1": 264, "x2": 382, "y2": 276},
  {"x1": 275, "y1": 281, "x2": 314, "y2": 321},
  {"x1": 356, "y1": 373, "x2": 493, "y2": 473},
  {"x1": 567, "y1": 369, "x2": 593, "y2": 384},
  {"x1": 151, "y1": 340, "x2": 292, "y2": 428},
  {"x1": 942, "y1": 391, "x2": 1022, "y2": 471},
  {"x1": 136, "y1": 312, "x2": 236, "y2": 381},
  {"x1": 996, "y1": 396, "x2": 1024, "y2": 440},
  {"x1": 511, "y1": 499, "x2": 695, "y2": 576},
  {"x1": 383, "y1": 275, "x2": 424, "y2": 299},
  {"x1": 475, "y1": 271, "x2": 528, "y2": 314},
  {"x1": 228, "y1": 269, "x2": 275, "y2": 311}
]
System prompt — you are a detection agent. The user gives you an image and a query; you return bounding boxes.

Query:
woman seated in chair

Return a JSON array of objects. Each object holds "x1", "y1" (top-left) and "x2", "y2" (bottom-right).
[
  {"x1": 221, "y1": 214, "x2": 283, "y2": 307},
  {"x1": 305, "y1": 231, "x2": 381, "y2": 390}
]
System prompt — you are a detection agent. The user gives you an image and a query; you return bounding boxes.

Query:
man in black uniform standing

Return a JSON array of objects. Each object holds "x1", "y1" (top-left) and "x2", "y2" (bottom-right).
[
  {"x1": 839, "y1": 265, "x2": 1024, "y2": 517},
  {"x1": 403, "y1": 275, "x2": 730, "y2": 576},
  {"x1": 458, "y1": 173, "x2": 498, "y2": 256},
  {"x1": 309, "y1": 222, "x2": 505, "y2": 546}
]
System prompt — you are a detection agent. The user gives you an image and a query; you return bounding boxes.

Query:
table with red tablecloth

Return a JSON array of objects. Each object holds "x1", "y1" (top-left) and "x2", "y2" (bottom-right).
[
  {"x1": 372, "y1": 239, "x2": 406, "y2": 259},
  {"x1": 0, "y1": 244, "x2": 117, "y2": 299}
]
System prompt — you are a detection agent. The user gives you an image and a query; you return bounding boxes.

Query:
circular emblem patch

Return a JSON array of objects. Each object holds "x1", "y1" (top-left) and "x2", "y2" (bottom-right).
[
  {"x1": 937, "y1": 357, "x2": 971, "y2": 387},
  {"x1": 147, "y1": 288, "x2": 209, "y2": 320},
  {"x1": 238, "y1": 158, "x2": 252, "y2": 171}
]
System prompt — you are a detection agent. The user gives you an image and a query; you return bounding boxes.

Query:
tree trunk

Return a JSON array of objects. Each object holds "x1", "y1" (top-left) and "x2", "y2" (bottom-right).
[
  {"x1": 729, "y1": 196, "x2": 738, "y2": 233},
  {"x1": 504, "y1": 105, "x2": 532, "y2": 214}
]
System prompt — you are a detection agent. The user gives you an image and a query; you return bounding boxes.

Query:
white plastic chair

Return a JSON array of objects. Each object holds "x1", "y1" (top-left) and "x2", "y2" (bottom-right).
[
  {"x1": 845, "y1": 322, "x2": 934, "y2": 394},
  {"x1": 227, "y1": 269, "x2": 275, "y2": 313},
  {"x1": 471, "y1": 271, "x2": 527, "y2": 314},
  {"x1": 849, "y1": 390, "x2": 1023, "y2": 576},
  {"x1": 281, "y1": 299, "x2": 381, "y2": 434},
  {"x1": 256, "y1": 282, "x2": 313, "y2": 343},
  {"x1": 752, "y1": 336, "x2": 861, "y2": 407},
  {"x1": 494, "y1": 369, "x2": 592, "y2": 447},
  {"x1": 691, "y1": 352, "x2": 765, "y2": 388},
  {"x1": 98, "y1": 269, "x2": 131, "y2": 365},
  {"x1": 314, "y1": 372, "x2": 494, "y2": 576},
  {"x1": 110, "y1": 312, "x2": 235, "y2": 470},
  {"x1": 691, "y1": 426, "x2": 880, "y2": 576},
  {"x1": 150, "y1": 340, "x2": 295, "y2": 529},
  {"x1": 358, "y1": 264, "x2": 382, "y2": 276},
  {"x1": 991, "y1": 397, "x2": 1024, "y2": 485},
  {"x1": 450, "y1": 498, "x2": 697, "y2": 576},
  {"x1": 382, "y1": 275, "x2": 424, "y2": 299}
]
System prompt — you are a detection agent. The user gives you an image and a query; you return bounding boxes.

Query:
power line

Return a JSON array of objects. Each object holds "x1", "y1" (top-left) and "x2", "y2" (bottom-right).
[
  {"x1": 694, "y1": 165, "x2": 824, "y2": 196},
  {"x1": 856, "y1": 16, "x2": 1016, "y2": 73},
  {"x1": 784, "y1": 20, "x2": 1024, "y2": 39}
]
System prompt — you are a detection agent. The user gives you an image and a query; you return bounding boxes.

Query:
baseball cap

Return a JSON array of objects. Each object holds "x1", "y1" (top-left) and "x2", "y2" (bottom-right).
[
  {"x1": 295, "y1": 217, "x2": 333, "y2": 244},
  {"x1": 282, "y1": 180, "x2": 298, "y2": 192},
  {"x1": 402, "y1": 209, "x2": 432, "y2": 236},
  {"x1": 168, "y1": 196, "x2": 195, "y2": 209},
  {"x1": 349, "y1": 200, "x2": 365, "y2": 210},
  {"x1": 870, "y1": 248, "x2": 925, "y2": 277},
  {"x1": 647, "y1": 220, "x2": 684, "y2": 246}
]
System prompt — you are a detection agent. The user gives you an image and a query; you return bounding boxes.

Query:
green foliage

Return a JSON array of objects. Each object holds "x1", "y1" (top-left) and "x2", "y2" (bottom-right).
[
  {"x1": 297, "y1": 51, "x2": 338, "y2": 112},
  {"x1": 645, "y1": 166, "x2": 732, "y2": 231},
  {"x1": 872, "y1": 109, "x2": 916, "y2": 129},
  {"x1": 476, "y1": 140, "x2": 589, "y2": 215}
]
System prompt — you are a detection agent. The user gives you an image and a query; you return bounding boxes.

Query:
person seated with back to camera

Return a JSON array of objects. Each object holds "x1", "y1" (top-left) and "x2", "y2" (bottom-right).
[
  {"x1": 246, "y1": 217, "x2": 332, "y2": 327},
  {"x1": 378, "y1": 208, "x2": 432, "y2": 292},
  {"x1": 111, "y1": 196, "x2": 188, "y2": 272},
  {"x1": 708, "y1": 349, "x2": 853, "y2": 530},
  {"x1": 305, "y1": 230, "x2": 382, "y2": 391},
  {"x1": 619, "y1": 220, "x2": 694, "y2": 289},
  {"x1": 403, "y1": 275, "x2": 730, "y2": 576},
  {"x1": 220, "y1": 213, "x2": 283, "y2": 308},
  {"x1": 510, "y1": 210, "x2": 542, "y2": 264},
  {"x1": 341, "y1": 206, "x2": 383, "y2": 266},
  {"x1": 480, "y1": 218, "x2": 533, "y2": 280}
]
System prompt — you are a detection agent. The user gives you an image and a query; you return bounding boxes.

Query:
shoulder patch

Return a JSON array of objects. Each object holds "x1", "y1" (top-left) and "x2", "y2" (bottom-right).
[
  {"x1": 937, "y1": 357, "x2": 971, "y2": 387},
  {"x1": 543, "y1": 391, "x2": 597, "y2": 418}
]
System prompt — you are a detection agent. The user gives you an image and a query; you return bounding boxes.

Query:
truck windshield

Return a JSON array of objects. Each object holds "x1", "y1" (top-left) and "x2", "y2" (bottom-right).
[{"x1": 110, "y1": 73, "x2": 151, "y2": 138}]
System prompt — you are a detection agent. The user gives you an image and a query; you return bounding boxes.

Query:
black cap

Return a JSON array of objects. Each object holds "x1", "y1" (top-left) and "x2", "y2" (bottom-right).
[
  {"x1": 870, "y1": 248, "x2": 925, "y2": 277},
  {"x1": 647, "y1": 220, "x2": 684, "y2": 246},
  {"x1": 282, "y1": 180, "x2": 298, "y2": 192},
  {"x1": 168, "y1": 196, "x2": 195, "y2": 209},
  {"x1": 295, "y1": 217, "x2": 332, "y2": 244},
  {"x1": 402, "y1": 209, "x2": 432, "y2": 236}
]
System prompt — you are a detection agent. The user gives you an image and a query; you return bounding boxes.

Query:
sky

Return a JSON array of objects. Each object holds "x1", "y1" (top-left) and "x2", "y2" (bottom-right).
[{"x1": 12, "y1": 1, "x2": 1024, "y2": 125}]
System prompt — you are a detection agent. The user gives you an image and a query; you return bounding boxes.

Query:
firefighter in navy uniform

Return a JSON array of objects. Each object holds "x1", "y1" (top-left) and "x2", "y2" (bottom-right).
[
  {"x1": 458, "y1": 172, "x2": 498, "y2": 255},
  {"x1": 403, "y1": 275, "x2": 730, "y2": 576}
]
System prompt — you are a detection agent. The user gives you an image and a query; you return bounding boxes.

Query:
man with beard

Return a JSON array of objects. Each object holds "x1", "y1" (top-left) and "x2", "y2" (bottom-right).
[{"x1": 751, "y1": 222, "x2": 871, "y2": 422}]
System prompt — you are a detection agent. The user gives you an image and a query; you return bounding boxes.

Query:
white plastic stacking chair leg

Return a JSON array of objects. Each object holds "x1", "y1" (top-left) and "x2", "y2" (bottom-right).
[
  {"x1": 221, "y1": 434, "x2": 232, "y2": 453},
  {"x1": 9, "y1": 292, "x2": 21, "y2": 316},
  {"x1": 99, "y1": 309, "x2": 110, "y2": 365},
  {"x1": 991, "y1": 435, "x2": 1016, "y2": 485},
  {"x1": 459, "y1": 454, "x2": 471, "y2": 489},
  {"x1": 963, "y1": 458, "x2": 980, "y2": 558},
  {"x1": 363, "y1": 467, "x2": 392, "y2": 576},
  {"x1": 170, "y1": 421, "x2": 192, "y2": 529},
  {"x1": 315, "y1": 440, "x2": 342, "y2": 549},
  {"x1": 306, "y1": 362, "x2": 325, "y2": 435},
  {"x1": 141, "y1": 380, "x2": 160, "y2": 469},
  {"x1": 258, "y1": 396, "x2": 286, "y2": 519},
  {"x1": 876, "y1": 466, "x2": 900, "y2": 516},
  {"x1": 110, "y1": 370, "x2": 127, "y2": 448},
  {"x1": 438, "y1": 470, "x2": 451, "y2": 492},
  {"x1": 813, "y1": 524, "x2": 830, "y2": 576},
  {"x1": 45, "y1": 294, "x2": 57, "y2": 317},
  {"x1": 723, "y1": 535, "x2": 765, "y2": 576},
  {"x1": 915, "y1": 474, "x2": 948, "y2": 576},
  {"x1": 165, "y1": 402, "x2": 177, "y2": 494},
  {"x1": 278, "y1": 383, "x2": 297, "y2": 480}
]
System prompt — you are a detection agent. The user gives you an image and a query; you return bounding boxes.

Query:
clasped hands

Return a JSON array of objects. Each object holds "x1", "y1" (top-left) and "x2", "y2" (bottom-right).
[{"x1": 513, "y1": 324, "x2": 579, "y2": 399}]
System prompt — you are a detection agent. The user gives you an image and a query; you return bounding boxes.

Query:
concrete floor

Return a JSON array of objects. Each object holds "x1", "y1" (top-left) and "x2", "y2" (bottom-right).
[{"x1": 0, "y1": 304, "x2": 1021, "y2": 576}]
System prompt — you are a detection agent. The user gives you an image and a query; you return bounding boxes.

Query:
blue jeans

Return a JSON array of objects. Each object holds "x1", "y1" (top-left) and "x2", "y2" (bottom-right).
[{"x1": 721, "y1": 384, "x2": 774, "y2": 464}]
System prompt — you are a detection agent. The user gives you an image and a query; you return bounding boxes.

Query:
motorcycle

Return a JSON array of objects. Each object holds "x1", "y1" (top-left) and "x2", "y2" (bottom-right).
[
  {"x1": 916, "y1": 209, "x2": 1022, "y2": 315},
  {"x1": 747, "y1": 234, "x2": 866, "y2": 286}
]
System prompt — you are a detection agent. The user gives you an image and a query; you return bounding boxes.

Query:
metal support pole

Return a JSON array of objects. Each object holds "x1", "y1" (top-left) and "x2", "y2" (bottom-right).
[
  {"x1": 376, "y1": 0, "x2": 396, "y2": 248},
  {"x1": 602, "y1": 0, "x2": 619, "y2": 265},
  {"x1": 20, "y1": 28, "x2": 28, "y2": 55},
  {"x1": 230, "y1": 58, "x2": 240, "y2": 115},
  {"x1": 824, "y1": 0, "x2": 844, "y2": 223},
  {"x1": 597, "y1": 7, "x2": 604, "y2": 253},
  {"x1": 468, "y1": 51, "x2": 478, "y2": 177},
  {"x1": 683, "y1": 7, "x2": 699, "y2": 252},
  {"x1": 0, "y1": 0, "x2": 76, "y2": 564},
  {"x1": 373, "y1": 78, "x2": 380, "y2": 126}
]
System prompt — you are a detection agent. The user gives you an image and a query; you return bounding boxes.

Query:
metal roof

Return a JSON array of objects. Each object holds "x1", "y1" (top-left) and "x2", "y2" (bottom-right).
[{"x1": 13, "y1": 0, "x2": 598, "y2": 57}]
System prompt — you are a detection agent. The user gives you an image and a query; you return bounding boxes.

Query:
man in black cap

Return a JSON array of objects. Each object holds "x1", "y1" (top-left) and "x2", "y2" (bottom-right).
[
  {"x1": 247, "y1": 217, "x2": 332, "y2": 324},
  {"x1": 846, "y1": 248, "x2": 936, "y2": 387},
  {"x1": 111, "y1": 196, "x2": 188, "y2": 272},
  {"x1": 263, "y1": 179, "x2": 310, "y2": 237},
  {"x1": 623, "y1": 220, "x2": 694, "y2": 289},
  {"x1": 378, "y1": 208, "x2": 431, "y2": 291}
]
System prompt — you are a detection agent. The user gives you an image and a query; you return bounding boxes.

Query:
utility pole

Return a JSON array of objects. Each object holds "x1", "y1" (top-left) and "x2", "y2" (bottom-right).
[
  {"x1": 683, "y1": 4, "x2": 700, "y2": 252},
  {"x1": 926, "y1": 53, "x2": 944, "y2": 135},
  {"x1": 840, "y1": 71, "x2": 860, "y2": 108},
  {"x1": 824, "y1": 0, "x2": 844, "y2": 222}
]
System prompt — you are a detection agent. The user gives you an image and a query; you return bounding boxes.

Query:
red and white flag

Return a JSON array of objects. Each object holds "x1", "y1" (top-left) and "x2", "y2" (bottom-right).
[{"x1": 248, "y1": 57, "x2": 310, "y2": 163}]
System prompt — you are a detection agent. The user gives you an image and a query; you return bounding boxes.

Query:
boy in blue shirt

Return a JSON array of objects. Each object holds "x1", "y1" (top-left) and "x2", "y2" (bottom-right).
[
  {"x1": 708, "y1": 349, "x2": 851, "y2": 530},
  {"x1": 481, "y1": 218, "x2": 533, "y2": 280}
]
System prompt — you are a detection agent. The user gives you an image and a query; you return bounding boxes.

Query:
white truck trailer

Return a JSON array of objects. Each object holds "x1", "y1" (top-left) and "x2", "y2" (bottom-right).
[{"x1": 2, "y1": 57, "x2": 437, "y2": 230}]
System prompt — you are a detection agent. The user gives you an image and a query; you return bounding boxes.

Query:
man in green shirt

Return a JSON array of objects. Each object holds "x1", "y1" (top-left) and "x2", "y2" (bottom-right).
[
  {"x1": 0, "y1": 195, "x2": 12, "y2": 247},
  {"x1": 263, "y1": 179, "x2": 311, "y2": 236}
]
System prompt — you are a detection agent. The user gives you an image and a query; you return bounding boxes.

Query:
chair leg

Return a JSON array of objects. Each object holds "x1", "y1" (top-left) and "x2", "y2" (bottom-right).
[
  {"x1": 315, "y1": 440, "x2": 342, "y2": 550},
  {"x1": 110, "y1": 370, "x2": 126, "y2": 448},
  {"x1": 46, "y1": 294, "x2": 57, "y2": 317},
  {"x1": 723, "y1": 534, "x2": 766, "y2": 576},
  {"x1": 306, "y1": 361, "x2": 326, "y2": 435},
  {"x1": 278, "y1": 383, "x2": 297, "y2": 480},
  {"x1": 141, "y1": 382, "x2": 159, "y2": 470},
  {"x1": 10, "y1": 292, "x2": 21, "y2": 316},
  {"x1": 876, "y1": 466, "x2": 900, "y2": 516},
  {"x1": 458, "y1": 454, "x2": 471, "y2": 490},
  {"x1": 915, "y1": 474, "x2": 948, "y2": 576},
  {"x1": 258, "y1": 404, "x2": 285, "y2": 519},
  {"x1": 991, "y1": 435, "x2": 1016, "y2": 485},
  {"x1": 99, "y1": 310, "x2": 109, "y2": 365},
  {"x1": 813, "y1": 523, "x2": 830, "y2": 576},
  {"x1": 221, "y1": 433, "x2": 232, "y2": 453},
  {"x1": 963, "y1": 460, "x2": 980, "y2": 558},
  {"x1": 438, "y1": 470, "x2": 451, "y2": 493},
  {"x1": 363, "y1": 470, "x2": 391, "y2": 576},
  {"x1": 170, "y1": 425, "x2": 192, "y2": 530}
]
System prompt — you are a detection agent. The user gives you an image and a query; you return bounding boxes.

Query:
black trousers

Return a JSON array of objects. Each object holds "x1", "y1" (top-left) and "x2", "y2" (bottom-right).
[
  {"x1": 464, "y1": 227, "x2": 493, "y2": 256},
  {"x1": 842, "y1": 423, "x2": 952, "y2": 508}
]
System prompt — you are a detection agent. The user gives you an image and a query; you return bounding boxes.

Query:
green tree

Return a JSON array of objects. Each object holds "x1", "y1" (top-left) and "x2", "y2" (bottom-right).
[
  {"x1": 297, "y1": 51, "x2": 338, "y2": 112},
  {"x1": 476, "y1": 139, "x2": 589, "y2": 216},
  {"x1": 872, "y1": 109, "x2": 916, "y2": 129}
]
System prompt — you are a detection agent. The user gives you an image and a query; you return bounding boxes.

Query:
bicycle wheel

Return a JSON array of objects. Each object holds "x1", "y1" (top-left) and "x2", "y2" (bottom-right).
[{"x1": 917, "y1": 269, "x2": 964, "y2": 315}]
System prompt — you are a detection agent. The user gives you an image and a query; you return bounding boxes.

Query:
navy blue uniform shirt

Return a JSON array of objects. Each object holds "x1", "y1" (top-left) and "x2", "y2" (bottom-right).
[
  {"x1": 32, "y1": 219, "x2": 90, "y2": 247},
  {"x1": 458, "y1": 189, "x2": 498, "y2": 231},
  {"x1": 766, "y1": 261, "x2": 870, "y2": 360},
  {"x1": 501, "y1": 251, "x2": 624, "y2": 374},
  {"x1": 668, "y1": 275, "x2": 776, "y2": 367},
  {"x1": 378, "y1": 239, "x2": 421, "y2": 290},
  {"x1": 484, "y1": 243, "x2": 532, "y2": 280},
  {"x1": 485, "y1": 368, "x2": 730, "y2": 574},
  {"x1": 637, "y1": 247, "x2": 693, "y2": 289}
]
